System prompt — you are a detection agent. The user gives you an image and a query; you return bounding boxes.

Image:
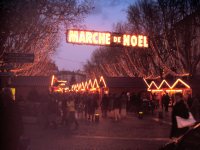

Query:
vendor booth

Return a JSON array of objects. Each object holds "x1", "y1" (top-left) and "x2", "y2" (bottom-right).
[{"x1": 144, "y1": 78, "x2": 192, "y2": 106}]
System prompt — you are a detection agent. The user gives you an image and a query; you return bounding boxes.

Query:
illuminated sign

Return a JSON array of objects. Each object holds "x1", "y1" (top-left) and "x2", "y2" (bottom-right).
[{"x1": 66, "y1": 29, "x2": 149, "y2": 48}]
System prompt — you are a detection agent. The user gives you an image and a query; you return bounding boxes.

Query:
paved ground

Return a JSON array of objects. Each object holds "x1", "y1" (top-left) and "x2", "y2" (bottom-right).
[{"x1": 23, "y1": 109, "x2": 172, "y2": 150}]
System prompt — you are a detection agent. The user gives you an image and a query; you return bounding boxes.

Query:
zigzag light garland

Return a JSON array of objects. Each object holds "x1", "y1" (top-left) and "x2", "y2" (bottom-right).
[
  {"x1": 71, "y1": 77, "x2": 191, "y2": 93},
  {"x1": 144, "y1": 78, "x2": 191, "y2": 92},
  {"x1": 71, "y1": 76, "x2": 107, "y2": 92}
]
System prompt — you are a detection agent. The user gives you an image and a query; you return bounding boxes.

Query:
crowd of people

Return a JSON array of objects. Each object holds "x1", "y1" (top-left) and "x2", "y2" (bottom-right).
[
  {"x1": 1, "y1": 86, "x2": 200, "y2": 149},
  {"x1": 0, "y1": 88, "x2": 158, "y2": 150},
  {"x1": 37, "y1": 92, "x2": 127, "y2": 128},
  {"x1": 35, "y1": 91, "x2": 156, "y2": 129}
]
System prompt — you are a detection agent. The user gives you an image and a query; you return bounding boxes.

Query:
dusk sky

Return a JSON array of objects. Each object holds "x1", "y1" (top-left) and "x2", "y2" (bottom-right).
[{"x1": 54, "y1": 0, "x2": 135, "y2": 71}]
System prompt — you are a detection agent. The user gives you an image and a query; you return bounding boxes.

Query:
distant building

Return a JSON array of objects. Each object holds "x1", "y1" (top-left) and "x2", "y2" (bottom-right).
[{"x1": 56, "y1": 70, "x2": 86, "y2": 86}]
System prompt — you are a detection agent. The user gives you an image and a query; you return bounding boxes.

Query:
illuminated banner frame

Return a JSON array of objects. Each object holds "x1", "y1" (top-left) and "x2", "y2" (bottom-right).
[{"x1": 66, "y1": 29, "x2": 149, "y2": 48}]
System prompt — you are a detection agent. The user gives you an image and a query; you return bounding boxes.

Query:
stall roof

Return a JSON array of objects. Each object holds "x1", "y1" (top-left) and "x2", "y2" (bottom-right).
[
  {"x1": 104, "y1": 77, "x2": 146, "y2": 89},
  {"x1": 11, "y1": 76, "x2": 51, "y2": 87},
  {"x1": 145, "y1": 76, "x2": 200, "y2": 91}
]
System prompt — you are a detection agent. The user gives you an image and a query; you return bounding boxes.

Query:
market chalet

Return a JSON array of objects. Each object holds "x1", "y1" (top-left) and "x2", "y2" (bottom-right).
[{"x1": 67, "y1": 29, "x2": 148, "y2": 48}]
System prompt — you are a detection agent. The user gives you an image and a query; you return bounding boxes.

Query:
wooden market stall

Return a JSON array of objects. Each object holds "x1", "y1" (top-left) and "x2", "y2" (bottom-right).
[
  {"x1": 145, "y1": 78, "x2": 192, "y2": 106},
  {"x1": 71, "y1": 76, "x2": 147, "y2": 94}
]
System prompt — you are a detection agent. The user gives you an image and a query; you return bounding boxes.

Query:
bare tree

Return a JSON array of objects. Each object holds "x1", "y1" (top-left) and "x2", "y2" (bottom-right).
[
  {"x1": 84, "y1": 0, "x2": 200, "y2": 78},
  {"x1": 158, "y1": 0, "x2": 200, "y2": 77},
  {"x1": 0, "y1": 0, "x2": 93, "y2": 76},
  {"x1": 128, "y1": 0, "x2": 200, "y2": 77}
]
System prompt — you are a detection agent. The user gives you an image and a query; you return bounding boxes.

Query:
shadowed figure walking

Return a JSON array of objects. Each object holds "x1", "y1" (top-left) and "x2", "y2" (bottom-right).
[
  {"x1": 66, "y1": 96, "x2": 79, "y2": 130},
  {"x1": 0, "y1": 88, "x2": 24, "y2": 150},
  {"x1": 170, "y1": 93, "x2": 189, "y2": 138}
]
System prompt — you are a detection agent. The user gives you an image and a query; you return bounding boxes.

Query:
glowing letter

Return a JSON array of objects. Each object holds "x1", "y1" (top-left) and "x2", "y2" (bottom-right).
[
  {"x1": 138, "y1": 35, "x2": 143, "y2": 47},
  {"x1": 105, "y1": 33, "x2": 111, "y2": 45},
  {"x1": 123, "y1": 34, "x2": 130, "y2": 46},
  {"x1": 93, "y1": 32, "x2": 98, "y2": 44},
  {"x1": 99, "y1": 33, "x2": 105, "y2": 44},
  {"x1": 68, "y1": 30, "x2": 79, "y2": 43},
  {"x1": 144, "y1": 36, "x2": 148, "y2": 47},
  {"x1": 85, "y1": 31, "x2": 93, "y2": 44},
  {"x1": 130, "y1": 35, "x2": 137, "y2": 46},
  {"x1": 117, "y1": 37, "x2": 121, "y2": 43},
  {"x1": 79, "y1": 31, "x2": 86, "y2": 43}
]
